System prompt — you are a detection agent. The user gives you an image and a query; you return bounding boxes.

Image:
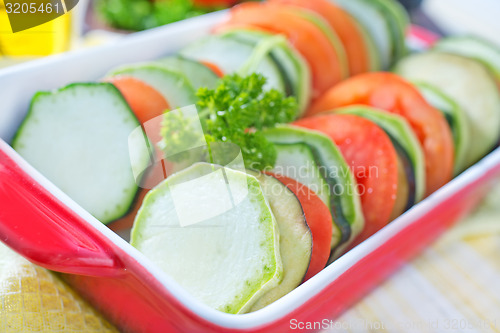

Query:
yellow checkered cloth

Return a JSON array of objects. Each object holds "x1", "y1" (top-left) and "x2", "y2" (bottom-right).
[
  {"x1": 326, "y1": 182, "x2": 500, "y2": 333},
  {"x1": 0, "y1": 243, "x2": 117, "y2": 332}
]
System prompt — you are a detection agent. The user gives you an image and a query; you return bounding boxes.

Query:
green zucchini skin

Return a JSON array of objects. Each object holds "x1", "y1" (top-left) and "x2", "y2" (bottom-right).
[
  {"x1": 334, "y1": 0, "x2": 409, "y2": 68},
  {"x1": 415, "y1": 82, "x2": 470, "y2": 175},
  {"x1": 219, "y1": 29, "x2": 312, "y2": 116},
  {"x1": 350, "y1": 15, "x2": 382, "y2": 71},
  {"x1": 434, "y1": 36, "x2": 500, "y2": 82},
  {"x1": 333, "y1": 0, "x2": 394, "y2": 69},
  {"x1": 291, "y1": 8, "x2": 349, "y2": 79},
  {"x1": 263, "y1": 125, "x2": 364, "y2": 258},
  {"x1": 372, "y1": 0, "x2": 410, "y2": 63},
  {"x1": 394, "y1": 51, "x2": 500, "y2": 169},
  {"x1": 179, "y1": 34, "x2": 286, "y2": 95},
  {"x1": 335, "y1": 106, "x2": 425, "y2": 205},
  {"x1": 131, "y1": 163, "x2": 283, "y2": 314},
  {"x1": 246, "y1": 170, "x2": 312, "y2": 311},
  {"x1": 106, "y1": 63, "x2": 197, "y2": 108},
  {"x1": 273, "y1": 143, "x2": 332, "y2": 209},
  {"x1": 391, "y1": 139, "x2": 417, "y2": 211},
  {"x1": 156, "y1": 55, "x2": 220, "y2": 90},
  {"x1": 12, "y1": 83, "x2": 150, "y2": 224}
]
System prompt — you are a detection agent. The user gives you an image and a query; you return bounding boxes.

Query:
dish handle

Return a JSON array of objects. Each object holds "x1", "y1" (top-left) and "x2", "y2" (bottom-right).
[{"x1": 0, "y1": 139, "x2": 124, "y2": 278}]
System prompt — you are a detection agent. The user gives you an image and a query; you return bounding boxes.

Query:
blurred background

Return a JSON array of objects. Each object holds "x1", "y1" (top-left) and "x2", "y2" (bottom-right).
[{"x1": 1, "y1": 0, "x2": 500, "y2": 66}]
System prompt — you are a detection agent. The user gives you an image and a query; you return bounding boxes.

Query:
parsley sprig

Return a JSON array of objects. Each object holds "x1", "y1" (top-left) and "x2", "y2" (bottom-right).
[{"x1": 161, "y1": 73, "x2": 298, "y2": 171}]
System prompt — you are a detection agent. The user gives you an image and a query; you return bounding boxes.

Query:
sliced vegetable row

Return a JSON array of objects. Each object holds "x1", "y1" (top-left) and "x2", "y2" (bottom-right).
[
  {"x1": 210, "y1": 0, "x2": 410, "y2": 98},
  {"x1": 10, "y1": 0, "x2": 500, "y2": 316}
]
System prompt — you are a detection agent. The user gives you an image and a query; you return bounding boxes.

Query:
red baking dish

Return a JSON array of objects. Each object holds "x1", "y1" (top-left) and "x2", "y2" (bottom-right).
[{"x1": 1, "y1": 11, "x2": 500, "y2": 333}]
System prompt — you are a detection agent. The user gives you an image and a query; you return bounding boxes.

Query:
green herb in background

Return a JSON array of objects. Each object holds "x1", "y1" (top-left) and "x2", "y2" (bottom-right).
[
  {"x1": 161, "y1": 73, "x2": 298, "y2": 171},
  {"x1": 96, "y1": 0, "x2": 207, "y2": 31}
]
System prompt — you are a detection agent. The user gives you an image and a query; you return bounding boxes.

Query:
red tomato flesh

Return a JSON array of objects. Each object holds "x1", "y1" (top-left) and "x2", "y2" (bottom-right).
[
  {"x1": 269, "y1": 0, "x2": 372, "y2": 75},
  {"x1": 308, "y1": 72, "x2": 454, "y2": 196},
  {"x1": 105, "y1": 76, "x2": 170, "y2": 125},
  {"x1": 269, "y1": 173, "x2": 333, "y2": 281},
  {"x1": 295, "y1": 114, "x2": 399, "y2": 244},
  {"x1": 215, "y1": 1, "x2": 347, "y2": 98}
]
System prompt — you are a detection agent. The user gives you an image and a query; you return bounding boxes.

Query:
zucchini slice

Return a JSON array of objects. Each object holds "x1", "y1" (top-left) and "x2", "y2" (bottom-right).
[
  {"x1": 415, "y1": 82, "x2": 470, "y2": 174},
  {"x1": 220, "y1": 29, "x2": 311, "y2": 116},
  {"x1": 336, "y1": 106, "x2": 425, "y2": 208},
  {"x1": 434, "y1": 36, "x2": 500, "y2": 83},
  {"x1": 334, "y1": 0, "x2": 393, "y2": 69},
  {"x1": 273, "y1": 143, "x2": 331, "y2": 208},
  {"x1": 12, "y1": 83, "x2": 150, "y2": 224},
  {"x1": 264, "y1": 125, "x2": 364, "y2": 257},
  {"x1": 247, "y1": 170, "x2": 312, "y2": 311},
  {"x1": 131, "y1": 163, "x2": 283, "y2": 314},
  {"x1": 272, "y1": 142, "x2": 341, "y2": 251},
  {"x1": 180, "y1": 34, "x2": 286, "y2": 94},
  {"x1": 372, "y1": 0, "x2": 409, "y2": 62},
  {"x1": 156, "y1": 56, "x2": 220, "y2": 90},
  {"x1": 350, "y1": 16, "x2": 382, "y2": 71},
  {"x1": 394, "y1": 51, "x2": 500, "y2": 168},
  {"x1": 106, "y1": 63, "x2": 197, "y2": 108}
]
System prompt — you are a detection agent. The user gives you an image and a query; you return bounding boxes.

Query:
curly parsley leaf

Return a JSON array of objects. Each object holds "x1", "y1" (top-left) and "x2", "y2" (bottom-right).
[
  {"x1": 161, "y1": 73, "x2": 298, "y2": 171},
  {"x1": 96, "y1": 0, "x2": 206, "y2": 31}
]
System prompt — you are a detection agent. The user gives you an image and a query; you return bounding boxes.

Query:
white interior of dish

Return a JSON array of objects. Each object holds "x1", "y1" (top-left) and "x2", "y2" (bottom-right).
[{"x1": 1, "y1": 11, "x2": 500, "y2": 329}]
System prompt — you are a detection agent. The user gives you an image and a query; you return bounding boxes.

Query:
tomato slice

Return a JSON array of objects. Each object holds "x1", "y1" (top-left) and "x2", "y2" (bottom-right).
[
  {"x1": 308, "y1": 72, "x2": 454, "y2": 195},
  {"x1": 269, "y1": 0, "x2": 371, "y2": 75},
  {"x1": 215, "y1": 1, "x2": 347, "y2": 97},
  {"x1": 108, "y1": 189, "x2": 148, "y2": 232},
  {"x1": 295, "y1": 114, "x2": 398, "y2": 244},
  {"x1": 106, "y1": 75, "x2": 178, "y2": 192},
  {"x1": 199, "y1": 60, "x2": 225, "y2": 78},
  {"x1": 109, "y1": 157, "x2": 179, "y2": 228},
  {"x1": 105, "y1": 76, "x2": 170, "y2": 124},
  {"x1": 269, "y1": 173, "x2": 332, "y2": 281}
]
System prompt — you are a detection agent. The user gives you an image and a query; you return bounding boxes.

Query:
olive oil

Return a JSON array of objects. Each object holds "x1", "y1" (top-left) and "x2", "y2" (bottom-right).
[{"x1": 0, "y1": 0, "x2": 72, "y2": 56}]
